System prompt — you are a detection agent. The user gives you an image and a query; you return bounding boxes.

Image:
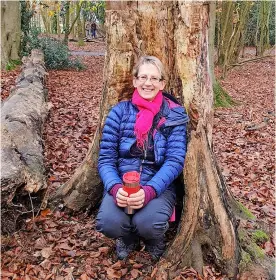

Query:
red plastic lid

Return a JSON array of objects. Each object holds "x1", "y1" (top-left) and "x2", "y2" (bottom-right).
[{"x1": 123, "y1": 171, "x2": 140, "y2": 184}]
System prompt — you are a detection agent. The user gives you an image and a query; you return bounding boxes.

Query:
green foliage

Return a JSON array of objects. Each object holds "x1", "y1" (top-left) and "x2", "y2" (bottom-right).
[
  {"x1": 215, "y1": 1, "x2": 275, "y2": 48},
  {"x1": 239, "y1": 249, "x2": 252, "y2": 271},
  {"x1": 247, "y1": 243, "x2": 265, "y2": 259},
  {"x1": 82, "y1": 0, "x2": 105, "y2": 24},
  {"x1": 252, "y1": 230, "x2": 269, "y2": 243},
  {"x1": 5, "y1": 60, "x2": 21, "y2": 71},
  {"x1": 238, "y1": 228, "x2": 248, "y2": 243},
  {"x1": 213, "y1": 80, "x2": 237, "y2": 108},
  {"x1": 52, "y1": 13, "x2": 58, "y2": 34},
  {"x1": 20, "y1": 0, "x2": 34, "y2": 57},
  {"x1": 23, "y1": 27, "x2": 84, "y2": 71},
  {"x1": 244, "y1": 1, "x2": 275, "y2": 46},
  {"x1": 40, "y1": 37, "x2": 84, "y2": 70},
  {"x1": 78, "y1": 39, "x2": 85, "y2": 47},
  {"x1": 238, "y1": 226, "x2": 268, "y2": 271}
]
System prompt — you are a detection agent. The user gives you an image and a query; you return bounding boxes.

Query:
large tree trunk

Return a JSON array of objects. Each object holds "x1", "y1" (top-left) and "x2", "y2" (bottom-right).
[
  {"x1": 1, "y1": 1, "x2": 21, "y2": 69},
  {"x1": 51, "y1": 1, "x2": 240, "y2": 277},
  {"x1": 1, "y1": 50, "x2": 49, "y2": 234}
]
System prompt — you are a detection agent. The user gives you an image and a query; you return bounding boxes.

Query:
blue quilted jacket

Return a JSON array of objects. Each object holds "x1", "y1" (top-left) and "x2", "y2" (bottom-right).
[{"x1": 98, "y1": 93, "x2": 189, "y2": 196}]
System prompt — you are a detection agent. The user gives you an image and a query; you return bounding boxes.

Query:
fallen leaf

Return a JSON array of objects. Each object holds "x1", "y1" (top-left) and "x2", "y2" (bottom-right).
[
  {"x1": 106, "y1": 267, "x2": 122, "y2": 279},
  {"x1": 264, "y1": 241, "x2": 274, "y2": 255},
  {"x1": 151, "y1": 267, "x2": 158, "y2": 278},
  {"x1": 130, "y1": 269, "x2": 140, "y2": 278},
  {"x1": 1, "y1": 271, "x2": 14, "y2": 277},
  {"x1": 90, "y1": 251, "x2": 101, "y2": 258},
  {"x1": 99, "y1": 246, "x2": 109, "y2": 255},
  {"x1": 80, "y1": 273, "x2": 89, "y2": 280},
  {"x1": 41, "y1": 209, "x2": 52, "y2": 217},
  {"x1": 66, "y1": 250, "x2": 76, "y2": 257},
  {"x1": 41, "y1": 247, "x2": 53, "y2": 258},
  {"x1": 40, "y1": 259, "x2": 51, "y2": 270},
  {"x1": 111, "y1": 261, "x2": 122, "y2": 269},
  {"x1": 34, "y1": 237, "x2": 47, "y2": 249},
  {"x1": 133, "y1": 263, "x2": 143, "y2": 268},
  {"x1": 121, "y1": 268, "x2": 128, "y2": 276},
  {"x1": 56, "y1": 243, "x2": 72, "y2": 250}
]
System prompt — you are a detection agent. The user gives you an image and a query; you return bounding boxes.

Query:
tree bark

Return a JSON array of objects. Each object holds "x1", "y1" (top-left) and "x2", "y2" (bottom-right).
[
  {"x1": 1, "y1": 1, "x2": 21, "y2": 68},
  {"x1": 63, "y1": 1, "x2": 83, "y2": 45},
  {"x1": 1, "y1": 49, "x2": 49, "y2": 234},
  {"x1": 256, "y1": 1, "x2": 272, "y2": 56},
  {"x1": 40, "y1": 1, "x2": 51, "y2": 34},
  {"x1": 208, "y1": 1, "x2": 216, "y2": 85},
  {"x1": 157, "y1": 122, "x2": 239, "y2": 278}
]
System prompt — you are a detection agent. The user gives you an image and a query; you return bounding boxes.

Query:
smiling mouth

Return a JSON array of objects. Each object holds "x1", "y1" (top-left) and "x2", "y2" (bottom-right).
[{"x1": 142, "y1": 88, "x2": 154, "y2": 92}]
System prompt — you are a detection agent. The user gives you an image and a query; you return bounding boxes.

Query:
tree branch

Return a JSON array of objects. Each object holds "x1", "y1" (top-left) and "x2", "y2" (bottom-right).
[{"x1": 228, "y1": 55, "x2": 274, "y2": 68}]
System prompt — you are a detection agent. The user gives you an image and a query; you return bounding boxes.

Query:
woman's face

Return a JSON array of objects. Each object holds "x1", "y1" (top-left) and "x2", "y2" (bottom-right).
[{"x1": 133, "y1": 63, "x2": 165, "y2": 101}]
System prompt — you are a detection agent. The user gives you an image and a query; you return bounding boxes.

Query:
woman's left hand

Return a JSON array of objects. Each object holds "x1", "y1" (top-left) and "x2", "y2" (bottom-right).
[{"x1": 127, "y1": 189, "x2": 145, "y2": 209}]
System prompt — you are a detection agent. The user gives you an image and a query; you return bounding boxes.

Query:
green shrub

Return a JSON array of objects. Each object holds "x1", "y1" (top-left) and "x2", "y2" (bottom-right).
[
  {"x1": 24, "y1": 27, "x2": 84, "y2": 71},
  {"x1": 39, "y1": 37, "x2": 84, "y2": 70},
  {"x1": 78, "y1": 39, "x2": 85, "y2": 47}
]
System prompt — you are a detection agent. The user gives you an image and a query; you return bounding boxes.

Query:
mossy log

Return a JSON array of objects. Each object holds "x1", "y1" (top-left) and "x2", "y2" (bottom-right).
[{"x1": 1, "y1": 49, "x2": 49, "y2": 234}]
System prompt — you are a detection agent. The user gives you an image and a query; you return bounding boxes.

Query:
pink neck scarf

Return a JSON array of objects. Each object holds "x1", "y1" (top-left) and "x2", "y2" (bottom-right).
[{"x1": 132, "y1": 89, "x2": 163, "y2": 148}]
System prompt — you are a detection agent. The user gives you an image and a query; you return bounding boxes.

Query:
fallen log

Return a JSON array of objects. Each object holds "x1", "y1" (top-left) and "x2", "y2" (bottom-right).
[{"x1": 1, "y1": 49, "x2": 49, "y2": 234}]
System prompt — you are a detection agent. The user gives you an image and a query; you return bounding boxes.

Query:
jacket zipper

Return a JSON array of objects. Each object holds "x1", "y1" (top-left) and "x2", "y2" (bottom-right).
[{"x1": 140, "y1": 136, "x2": 148, "y2": 174}]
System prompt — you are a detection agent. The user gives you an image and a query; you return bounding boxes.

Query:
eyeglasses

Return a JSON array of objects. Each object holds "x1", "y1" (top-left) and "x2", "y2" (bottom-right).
[{"x1": 136, "y1": 75, "x2": 162, "y2": 84}]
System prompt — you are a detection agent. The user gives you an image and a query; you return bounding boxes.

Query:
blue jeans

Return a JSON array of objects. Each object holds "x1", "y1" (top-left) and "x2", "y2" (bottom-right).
[{"x1": 96, "y1": 190, "x2": 175, "y2": 245}]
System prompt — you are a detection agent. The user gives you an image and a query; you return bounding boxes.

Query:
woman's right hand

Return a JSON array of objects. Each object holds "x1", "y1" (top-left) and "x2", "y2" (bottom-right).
[{"x1": 116, "y1": 188, "x2": 129, "y2": 207}]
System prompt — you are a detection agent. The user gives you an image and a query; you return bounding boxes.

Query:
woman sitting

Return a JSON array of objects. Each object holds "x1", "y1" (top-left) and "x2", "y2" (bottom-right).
[{"x1": 96, "y1": 55, "x2": 189, "y2": 260}]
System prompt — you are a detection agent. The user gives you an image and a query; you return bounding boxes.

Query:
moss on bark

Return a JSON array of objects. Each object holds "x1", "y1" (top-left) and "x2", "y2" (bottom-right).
[
  {"x1": 252, "y1": 230, "x2": 269, "y2": 243},
  {"x1": 213, "y1": 80, "x2": 237, "y2": 108},
  {"x1": 236, "y1": 201, "x2": 256, "y2": 220}
]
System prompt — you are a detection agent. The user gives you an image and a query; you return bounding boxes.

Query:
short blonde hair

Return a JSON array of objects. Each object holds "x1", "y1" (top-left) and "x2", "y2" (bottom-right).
[{"x1": 132, "y1": 56, "x2": 166, "y2": 80}]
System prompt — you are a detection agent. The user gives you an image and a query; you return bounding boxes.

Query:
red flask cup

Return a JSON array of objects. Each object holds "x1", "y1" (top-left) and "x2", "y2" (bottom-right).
[{"x1": 123, "y1": 171, "x2": 140, "y2": 214}]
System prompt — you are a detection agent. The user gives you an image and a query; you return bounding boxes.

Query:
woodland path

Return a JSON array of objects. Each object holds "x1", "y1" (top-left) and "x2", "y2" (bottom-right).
[{"x1": 70, "y1": 51, "x2": 105, "y2": 56}]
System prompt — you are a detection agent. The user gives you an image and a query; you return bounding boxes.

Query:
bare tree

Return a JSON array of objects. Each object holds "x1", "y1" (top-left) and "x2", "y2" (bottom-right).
[{"x1": 1, "y1": 1, "x2": 21, "y2": 68}]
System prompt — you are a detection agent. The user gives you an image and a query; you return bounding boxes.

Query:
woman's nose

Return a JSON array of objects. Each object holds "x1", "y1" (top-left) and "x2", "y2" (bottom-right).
[{"x1": 144, "y1": 78, "x2": 152, "y2": 85}]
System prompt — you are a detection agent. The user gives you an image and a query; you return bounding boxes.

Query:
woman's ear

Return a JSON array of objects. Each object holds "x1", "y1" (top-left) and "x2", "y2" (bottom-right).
[
  {"x1": 133, "y1": 78, "x2": 138, "y2": 88},
  {"x1": 160, "y1": 80, "x2": 166, "y2": 90}
]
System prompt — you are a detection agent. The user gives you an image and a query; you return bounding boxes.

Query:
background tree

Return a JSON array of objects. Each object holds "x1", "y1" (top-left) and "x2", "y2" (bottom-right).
[
  {"x1": 255, "y1": 1, "x2": 273, "y2": 56},
  {"x1": 216, "y1": 1, "x2": 252, "y2": 76},
  {"x1": 215, "y1": 1, "x2": 275, "y2": 76},
  {"x1": 39, "y1": 1, "x2": 52, "y2": 34},
  {"x1": 62, "y1": 0, "x2": 84, "y2": 44},
  {"x1": 1, "y1": 1, "x2": 21, "y2": 69},
  {"x1": 20, "y1": 0, "x2": 34, "y2": 57}
]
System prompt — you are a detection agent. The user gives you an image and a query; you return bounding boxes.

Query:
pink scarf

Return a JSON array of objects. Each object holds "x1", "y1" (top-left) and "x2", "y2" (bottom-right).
[{"x1": 132, "y1": 89, "x2": 163, "y2": 148}]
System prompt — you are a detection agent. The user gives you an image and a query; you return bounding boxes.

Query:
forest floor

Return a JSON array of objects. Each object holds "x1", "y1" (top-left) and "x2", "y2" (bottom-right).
[{"x1": 1, "y1": 41, "x2": 275, "y2": 280}]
